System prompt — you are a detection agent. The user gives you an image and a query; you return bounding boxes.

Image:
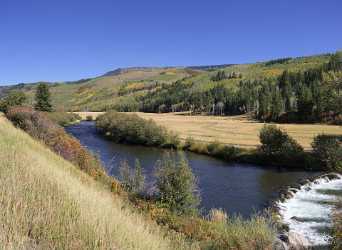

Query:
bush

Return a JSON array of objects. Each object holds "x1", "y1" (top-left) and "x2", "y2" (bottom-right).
[
  {"x1": 207, "y1": 141, "x2": 241, "y2": 161},
  {"x1": 96, "y1": 111, "x2": 180, "y2": 148},
  {"x1": 312, "y1": 134, "x2": 342, "y2": 171},
  {"x1": 6, "y1": 107, "x2": 114, "y2": 186},
  {"x1": 154, "y1": 153, "x2": 200, "y2": 215},
  {"x1": 119, "y1": 159, "x2": 145, "y2": 194},
  {"x1": 259, "y1": 125, "x2": 303, "y2": 157},
  {"x1": 86, "y1": 115, "x2": 93, "y2": 121},
  {"x1": 0, "y1": 90, "x2": 27, "y2": 113},
  {"x1": 47, "y1": 112, "x2": 81, "y2": 126}
]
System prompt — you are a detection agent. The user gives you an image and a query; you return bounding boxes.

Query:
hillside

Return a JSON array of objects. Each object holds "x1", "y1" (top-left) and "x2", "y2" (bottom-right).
[
  {"x1": 1, "y1": 52, "x2": 335, "y2": 113},
  {"x1": 0, "y1": 114, "x2": 195, "y2": 249},
  {"x1": 1, "y1": 67, "x2": 196, "y2": 111}
]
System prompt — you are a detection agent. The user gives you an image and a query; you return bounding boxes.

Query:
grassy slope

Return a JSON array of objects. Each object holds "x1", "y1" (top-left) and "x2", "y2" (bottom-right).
[
  {"x1": 0, "y1": 114, "x2": 197, "y2": 250},
  {"x1": 4, "y1": 53, "x2": 332, "y2": 112},
  {"x1": 18, "y1": 68, "x2": 194, "y2": 111}
]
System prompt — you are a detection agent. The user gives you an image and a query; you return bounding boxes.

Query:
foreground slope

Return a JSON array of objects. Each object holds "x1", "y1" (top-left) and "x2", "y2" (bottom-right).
[{"x1": 0, "y1": 114, "x2": 196, "y2": 250}]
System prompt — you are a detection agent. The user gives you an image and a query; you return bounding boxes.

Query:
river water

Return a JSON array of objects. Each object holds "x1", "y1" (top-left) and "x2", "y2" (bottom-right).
[
  {"x1": 277, "y1": 174, "x2": 342, "y2": 247},
  {"x1": 66, "y1": 121, "x2": 342, "y2": 247},
  {"x1": 66, "y1": 121, "x2": 318, "y2": 216}
]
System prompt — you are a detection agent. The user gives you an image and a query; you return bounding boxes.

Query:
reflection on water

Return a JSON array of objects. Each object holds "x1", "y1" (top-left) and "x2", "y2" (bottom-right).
[{"x1": 66, "y1": 121, "x2": 317, "y2": 217}]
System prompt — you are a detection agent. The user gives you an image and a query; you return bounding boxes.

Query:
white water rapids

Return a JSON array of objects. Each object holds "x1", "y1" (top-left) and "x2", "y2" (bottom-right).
[{"x1": 277, "y1": 174, "x2": 342, "y2": 247}]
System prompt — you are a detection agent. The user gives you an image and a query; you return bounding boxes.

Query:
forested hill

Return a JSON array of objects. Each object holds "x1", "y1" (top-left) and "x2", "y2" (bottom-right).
[{"x1": 2, "y1": 51, "x2": 342, "y2": 124}]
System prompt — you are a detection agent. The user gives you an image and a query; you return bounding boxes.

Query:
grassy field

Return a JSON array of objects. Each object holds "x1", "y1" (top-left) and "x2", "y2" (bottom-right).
[
  {"x1": 0, "y1": 114, "x2": 197, "y2": 250},
  {"x1": 76, "y1": 112, "x2": 342, "y2": 149}
]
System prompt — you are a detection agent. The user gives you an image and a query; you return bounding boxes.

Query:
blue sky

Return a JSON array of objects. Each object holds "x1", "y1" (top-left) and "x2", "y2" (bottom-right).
[{"x1": 1, "y1": 0, "x2": 341, "y2": 84}]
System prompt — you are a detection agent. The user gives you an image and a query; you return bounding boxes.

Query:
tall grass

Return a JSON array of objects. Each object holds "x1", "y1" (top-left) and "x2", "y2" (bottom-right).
[{"x1": 0, "y1": 114, "x2": 198, "y2": 250}]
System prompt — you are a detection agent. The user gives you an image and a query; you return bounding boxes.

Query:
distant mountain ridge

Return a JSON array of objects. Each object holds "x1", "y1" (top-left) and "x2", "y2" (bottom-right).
[{"x1": 102, "y1": 64, "x2": 235, "y2": 77}]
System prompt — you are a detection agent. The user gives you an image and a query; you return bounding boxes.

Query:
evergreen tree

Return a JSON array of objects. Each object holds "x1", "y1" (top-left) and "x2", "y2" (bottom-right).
[
  {"x1": 257, "y1": 84, "x2": 272, "y2": 120},
  {"x1": 35, "y1": 83, "x2": 52, "y2": 112},
  {"x1": 297, "y1": 84, "x2": 314, "y2": 121},
  {"x1": 278, "y1": 70, "x2": 293, "y2": 111},
  {"x1": 270, "y1": 88, "x2": 284, "y2": 121}
]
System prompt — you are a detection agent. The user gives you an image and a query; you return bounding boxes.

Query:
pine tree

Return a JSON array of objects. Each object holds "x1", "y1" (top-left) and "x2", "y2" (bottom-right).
[
  {"x1": 34, "y1": 83, "x2": 52, "y2": 112},
  {"x1": 279, "y1": 70, "x2": 293, "y2": 111},
  {"x1": 297, "y1": 84, "x2": 314, "y2": 121}
]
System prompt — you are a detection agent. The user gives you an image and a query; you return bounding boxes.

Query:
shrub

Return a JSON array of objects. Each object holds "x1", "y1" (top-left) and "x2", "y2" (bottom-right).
[
  {"x1": 47, "y1": 112, "x2": 81, "y2": 126},
  {"x1": 312, "y1": 134, "x2": 342, "y2": 171},
  {"x1": 154, "y1": 153, "x2": 200, "y2": 215},
  {"x1": 0, "y1": 90, "x2": 27, "y2": 113},
  {"x1": 207, "y1": 141, "x2": 222, "y2": 155},
  {"x1": 206, "y1": 141, "x2": 241, "y2": 161},
  {"x1": 86, "y1": 115, "x2": 93, "y2": 121},
  {"x1": 96, "y1": 111, "x2": 180, "y2": 148},
  {"x1": 183, "y1": 137, "x2": 195, "y2": 150},
  {"x1": 119, "y1": 159, "x2": 145, "y2": 194},
  {"x1": 6, "y1": 106, "x2": 114, "y2": 186},
  {"x1": 259, "y1": 125, "x2": 303, "y2": 157},
  {"x1": 187, "y1": 141, "x2": 209, "y2": 155}
]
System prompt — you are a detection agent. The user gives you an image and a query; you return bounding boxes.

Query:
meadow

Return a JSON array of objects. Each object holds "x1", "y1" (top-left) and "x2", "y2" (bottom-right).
[{"x1": 76, "y1": 111, "x2": 342, "y2": 150}]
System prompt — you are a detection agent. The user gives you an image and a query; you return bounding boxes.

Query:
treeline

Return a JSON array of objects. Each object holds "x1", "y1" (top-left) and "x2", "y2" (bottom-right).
[
  {"x1": 255, "y1": 53, "x2": 342, "y2": 123},
  {"x1": 132, "y1": 53, "x2": 342, "y2": 124}
]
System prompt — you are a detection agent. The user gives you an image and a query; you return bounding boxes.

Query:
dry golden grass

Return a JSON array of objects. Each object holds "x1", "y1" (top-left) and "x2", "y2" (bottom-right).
[
  {"x1": 0, "y1": 114, "x2": 198, "y2": 250},
  {"x1": 75, "y1": 111, "x2": 104, "y2": 120},
  {"x1": 75, "y1": 112, "x2": 342, "y2": 149}
]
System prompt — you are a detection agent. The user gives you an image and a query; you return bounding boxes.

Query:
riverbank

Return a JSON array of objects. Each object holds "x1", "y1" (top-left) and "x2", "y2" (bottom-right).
[
  {"x1": 0, "y1": 114, "x2": 195, "y2": 250},
  {"x1": 94, "y1": 111, "x2": 336, "y2": 171},
  {"x1": 75, "y1": 111, "x2": 342, "y2": 150},
  {"x1": 3, "y1": 109, "x2": 277, "y2": 249},
  {"x1": 67, "y1": 120, "x2": 342, "y2": 249}
]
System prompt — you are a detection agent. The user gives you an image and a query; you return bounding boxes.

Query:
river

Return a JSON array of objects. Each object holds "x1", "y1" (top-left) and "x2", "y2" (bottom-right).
[
  {"x1": 66, "y1": 121, "x2": 318, "y2": 216},
  {"x1": 66, "y1": 121, "x2": 342, "y2": 247}
]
